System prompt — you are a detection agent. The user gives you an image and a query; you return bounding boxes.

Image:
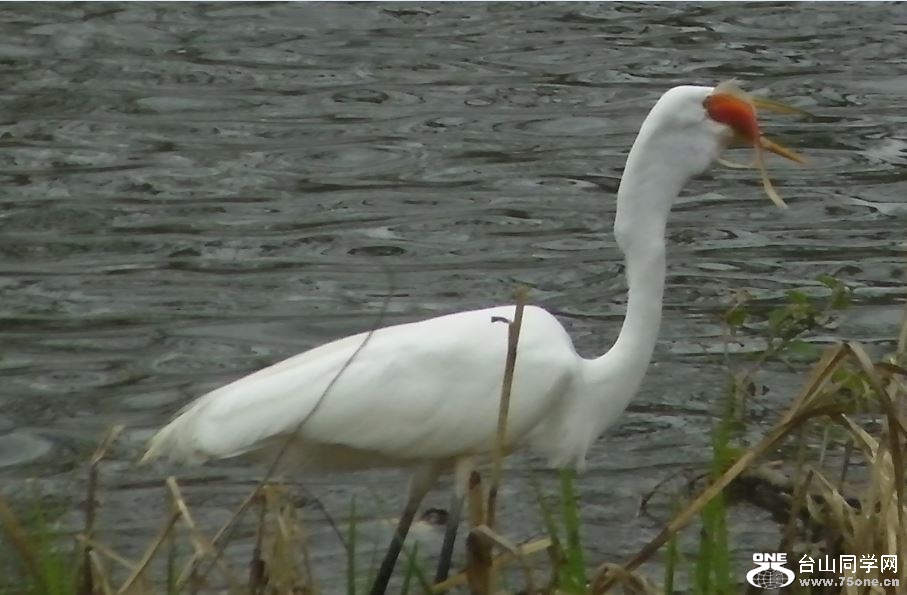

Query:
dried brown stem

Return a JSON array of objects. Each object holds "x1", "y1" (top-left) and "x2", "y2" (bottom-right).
[
  {"x1": 433, "y1": 537, "x2": 551, "y2": 593},
  {"x1": 486, "y1": 285, "x2": 529, "y2": 530},
  {"x1": 116, "y1": 509, "x2": 181, "y2": 594}
]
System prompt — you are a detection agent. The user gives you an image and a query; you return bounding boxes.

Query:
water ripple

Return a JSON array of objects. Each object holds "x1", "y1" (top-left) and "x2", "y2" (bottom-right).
[{"x1": 1, "y1": 1, "x2": 905, "y2": 582}]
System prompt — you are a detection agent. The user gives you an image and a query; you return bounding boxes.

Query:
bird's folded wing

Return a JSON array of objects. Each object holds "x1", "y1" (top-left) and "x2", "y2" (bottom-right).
[{"x1": 142, "y1": 305, "x2": 576, "y2": 466}]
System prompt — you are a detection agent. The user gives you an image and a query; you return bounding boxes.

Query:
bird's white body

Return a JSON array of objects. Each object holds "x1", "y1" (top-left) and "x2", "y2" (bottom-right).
[{"x1": 143, "y1": 304, "x2": 648, "y2": 472}]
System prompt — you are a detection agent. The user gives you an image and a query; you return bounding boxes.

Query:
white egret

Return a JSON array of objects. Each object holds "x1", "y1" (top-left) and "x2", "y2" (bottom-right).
[{"x1": 141, "y1": 82, "x2": 804, "y2": 594}]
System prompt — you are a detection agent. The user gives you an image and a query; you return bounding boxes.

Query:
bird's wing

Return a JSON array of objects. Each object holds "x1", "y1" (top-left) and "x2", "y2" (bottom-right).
[{"x1": 142, "y1": 305, "x2": 579, "y2": 465}]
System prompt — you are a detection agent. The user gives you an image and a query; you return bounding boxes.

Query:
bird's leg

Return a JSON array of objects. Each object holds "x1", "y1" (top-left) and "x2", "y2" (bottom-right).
[
  {"x1": 433, "y1": 488, "x2": 464, "y2": 584},
  {"x1": 368, "y1": 465, "x2": 440, "y2": 595},
  {"x1": 433, "y1": 457, "x2": 474, "y2": 585},
  {"x1": 368, "y1": 496, "x2": 421, "y2": 595}
]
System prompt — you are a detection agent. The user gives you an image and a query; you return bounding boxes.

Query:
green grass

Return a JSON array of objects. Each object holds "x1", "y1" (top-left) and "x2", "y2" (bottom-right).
[
  {"x1": 531, "y1": 468, "x2": 587, "y2": 593},
  {"x1": 558, "y1": 469, "x2": 588, "y2": 593},
  {"x1": 0, "y1": 496, "x2": 79, "y2": 595},
  {"x1": 692, "y1": 394, "x2": 734, "y2": 595}
]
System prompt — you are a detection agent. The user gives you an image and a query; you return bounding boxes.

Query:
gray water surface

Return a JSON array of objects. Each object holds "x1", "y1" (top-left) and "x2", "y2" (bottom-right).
[{"x1": 1, "y1": 1, "x2": 906, "y2": 589}]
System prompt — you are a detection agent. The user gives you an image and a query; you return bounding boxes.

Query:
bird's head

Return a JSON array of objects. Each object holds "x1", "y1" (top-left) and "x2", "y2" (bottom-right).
[{"x1": 632, "y1": 81, "x2": 806, "y2": 208}]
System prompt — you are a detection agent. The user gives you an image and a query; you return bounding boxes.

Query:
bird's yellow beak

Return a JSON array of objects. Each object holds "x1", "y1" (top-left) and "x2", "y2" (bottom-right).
[
  {"x1": 704, "y1": 82, "x2": 808, "y2": 208},
  {"x1": 751, "y1": 97, "x2": 808, "y2": 165},
  {"x1": 758, "y1": 135, "x2": 805, "y2": 165}
]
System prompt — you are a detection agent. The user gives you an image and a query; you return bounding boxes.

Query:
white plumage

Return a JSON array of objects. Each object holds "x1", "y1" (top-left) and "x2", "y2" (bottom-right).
[{"x1": 144, "y1": 305, "x2": 583, "y2": 468}]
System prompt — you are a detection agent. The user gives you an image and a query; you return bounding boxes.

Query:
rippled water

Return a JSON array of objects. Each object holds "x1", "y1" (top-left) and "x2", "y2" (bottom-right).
[{"x1": 2, "y1": 1, "x2": 906, "y2": 588}]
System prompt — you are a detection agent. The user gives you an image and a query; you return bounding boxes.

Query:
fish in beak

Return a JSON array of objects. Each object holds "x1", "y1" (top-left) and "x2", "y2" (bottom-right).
[{"x1": 704, "y1": 81, "x2": 808, "y2": 208}]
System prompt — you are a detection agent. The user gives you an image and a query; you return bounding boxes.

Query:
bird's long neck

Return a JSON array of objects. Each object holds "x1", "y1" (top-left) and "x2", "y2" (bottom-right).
[
  {"x1": 529, "y1": 127, "x2": 699, "y2": 469},
  {"x1": 606, "y1": 235, "x2": 666, "y2": 380},
  {"x1": 584, "y1": 138, "x2": 688, "y2": 422},
  {"x1": 541, "y1": 161, "x2": 680, "y2": 469}
]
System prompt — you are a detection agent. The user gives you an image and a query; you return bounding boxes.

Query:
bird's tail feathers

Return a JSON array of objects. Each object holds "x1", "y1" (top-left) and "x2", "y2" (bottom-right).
[{"x1": 138, "y1": 409, "x2": 208, "y2": 466}]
